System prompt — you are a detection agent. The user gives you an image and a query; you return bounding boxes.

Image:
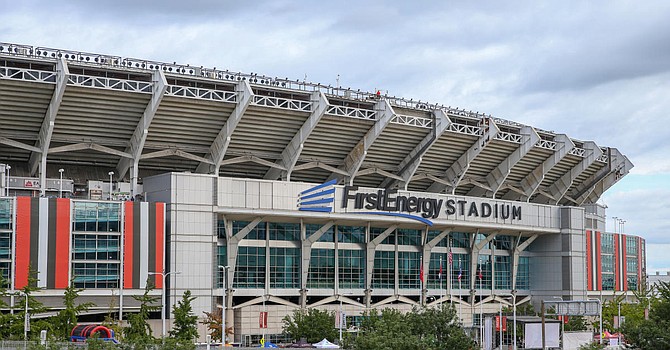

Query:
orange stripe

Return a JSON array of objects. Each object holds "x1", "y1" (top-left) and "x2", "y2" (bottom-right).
[
  {"x1": 595, "y1": 231, "x2": 602, "y2": 290},
  {"x1": 155, "y1": 203, "x2": 164, "y2": 289},
  {"x1": 15, "y1": 197, "x2": 31, "y2": 289},
  {"x1": 54, "y1": 198, "x2": 71, "y2": 288},
  {"x1": 124, "y1": 202, "x2": 133, "y2": 289},
  {"x1": 621, "y1": 236, "x2": 627, "y2": 291},
  {"x1": 614, "y1": 234, "x2": 620, "y2": 290}
]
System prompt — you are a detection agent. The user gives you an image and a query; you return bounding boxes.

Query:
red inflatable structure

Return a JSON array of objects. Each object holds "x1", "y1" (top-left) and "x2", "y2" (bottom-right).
[{"x1": 70, "y1": 324, "x2": 118, "y2": 343}]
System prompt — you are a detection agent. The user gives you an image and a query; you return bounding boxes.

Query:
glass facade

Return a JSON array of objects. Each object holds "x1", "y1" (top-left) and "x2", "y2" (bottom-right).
[
  {"x1": 270, "y1": 247, "x2": 300, "y2": 288},
  {"x1": 451, "y1": 232, "x2": 469, "y2": 248},
  {"x1": 306, "y1": 223, "x2": 333, "y2": 243},
  {"x1": 269, "y1": 223, "x2": 300, "y2": 241},
  {"x1": 516, "y1": 256, "x2": 530, "y2": 290},
  {"x1": 372, "y1": 250, "x2": 394, "y2": 289},
  {"x1": 428, "y1": 253, "x2": 447, "y2": 289},
  {"x1": 234, "y1": 246, "x2": 265, "y2": 288},
  {"x1": 626, "y1": 236, "x2": 637, "y2": 255},
  {"x1": 71, "y1": 202, "x2": 121, "y2": 288},
  {"x1": 451, "y1": 253, "x2": 470, "y2": 289},
  {"x1": 494, "y1": 255, "x2": 511, "y2": 289},
  {"x1": 337, "y1": 226, "x2": 365, "y2": 244},
  {"x1": 0, "y1": 198, "x2": 11, "y2": 230},
  {"x1": 0, "y1": 199, "x2": 10, "y2": 285},
  {"x1": 307, "y1": 249, "x2": 334, "y2": 288},
  {"x1": 216, "y1": 245, "x2": 227, "y2": 288},
  {"x1": 627, "y1": 275, "x2": 638, "y2": 291},
  {"x1": 338, "y1": 249, "x2": 364, "y2": 288},
  {"x1": 397, "y1": 229, "x2": 421, "y2": 246},
  {"x1": 476, "y1": 255, "x2": 492, "y2": 290},
  {"x1": 370, "y1": 227, "x2": 394, "y2": 245},
  {"x1": 233, "y1": 221, "x2": 266, "y2": 240},
  {"x1": 398, "y1": 251, "x2": 420, "y2": 289},
  {"x1": 601, "y1": 233, "x2": 614, "y2": 254}
]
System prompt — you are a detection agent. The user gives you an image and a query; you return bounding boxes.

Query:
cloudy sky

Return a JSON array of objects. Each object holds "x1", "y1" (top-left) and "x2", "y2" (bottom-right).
[{"x1": 2, "y1": 1, "x2": 669, "y2": 270}]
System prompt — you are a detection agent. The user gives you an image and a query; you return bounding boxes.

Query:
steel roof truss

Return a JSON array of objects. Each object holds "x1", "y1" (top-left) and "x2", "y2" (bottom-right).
[
  {"x1": 0, "y1": 137, "x2": 42, "y2": 153},
  {"x1": 48, "y1": 142, "x2": 132, "y2": 159},
  {"x1": 427, "y1": 118, "x2": 499, "y2": 193},
  {"x1": 219, "y1": 155, "x2": 286, "y2": 171},
  {"x1": 293, "y1": 161, "x2": 349, "y2": 176},
  {"x1": 511, "y1": 134, "x2": 574, "y2": 201},
  {"x1": 574, "y1": 149, "x2": 633, "y2": 205},
  {"x1": 544, "y1": 141, "x2": 602, "y2": 205},
  {"x1": 140, "y1": 148, "x2": 214, "y2": 164},
  {"x1": 469, "y1": 126, "x2": 540, "y2": 198},
  {"x1": 196, "y1": 80, "x2": 253, "y2": 174},
  {"x1": 335, "y1": 100, "x2": 395, "y2": 185},
  {"x1": 264, "y1": 91, "x2": 328, "y2": 181},
  {"x1": 355, "y1": 167, "x2": 404, "y2": 182}
]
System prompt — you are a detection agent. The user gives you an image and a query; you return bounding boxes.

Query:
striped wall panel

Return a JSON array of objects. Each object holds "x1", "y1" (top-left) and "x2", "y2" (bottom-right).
[
  {"x1": 586, "y1": 230, "x2": 593, "y2": 291},
  {"x1": 123, "y1": 201, "x2": 164, "y2": 289},
  {"x1": 621, "y1": 236, "x2": 627, "y2": 291}
]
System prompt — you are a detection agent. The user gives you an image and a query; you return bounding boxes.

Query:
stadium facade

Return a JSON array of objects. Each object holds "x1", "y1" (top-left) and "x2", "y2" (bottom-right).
[{"x1": 0, "y1": 43, "x2": 643, "y2": 343}]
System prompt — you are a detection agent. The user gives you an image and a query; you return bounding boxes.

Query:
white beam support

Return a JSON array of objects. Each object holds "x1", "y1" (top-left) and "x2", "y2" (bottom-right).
[
  {"x1": 196, "y1": 81, "x2": 254, "y2": 175},
  {"x1": 355, "y1": 167, "x2": 404, "y2": 182},
  {"x1": 365, "y1": 225, "x2": 397, "y2": 294},
  {"x1": 117, "y1": 70, "x2": 167, "y2": 196},
  {"x1": 301, "y1": 221, "x2": 335, "y2": 289},
  {"x1": 543, "y1": 141, "x2": 602, "y2": 205},
  {"x1": 383, "y1": 109, "x2": 452, "y2": 189},
  {"x1": 29, "y1": 58, "x2": 68, "y2": 196},
  {"x1": 428, "y1": 118, "x2": 499, "y2": 193},
  {"x1": 293, "y1": 161, "x2": 349, "y2": 176},
  {"x1": 469, "y1": 231, "x2": 497, "y2": 291},
  {"x1": 511, "y1": 234, "x2": 538, "y2": 291},
  {"x1": 513, "y1": 134, "x2": 573, "y2": 201},
  {"x1": 265, "y1": 91, "x2": 328, "y2": 181},
  {"x1": 48, "y1": 142, "x2": 133, "y2": 159},
  {"x1": 0, "y1": 137, "x2": 42, "y2": 153},
  {"x1": 139, "y1": 148, "x2": 214, "y2": 165},
  {"x1": 227, "y1": 218, "x2": 264, "y2": 286},
  {"x1": 576, "y1": 149, "x2": 633, "y2": 205},
  {"x1": 468, "y1": 126, "x2": 540, "y2": 198},
  {"x1": 333, "y1": 100, "x2": 395, "y2": 185}
]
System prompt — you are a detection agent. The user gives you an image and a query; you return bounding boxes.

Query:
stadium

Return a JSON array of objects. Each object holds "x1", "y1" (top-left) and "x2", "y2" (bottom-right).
[{"x1": 0, "y1": 42, "x2": 644, "y2": 345}]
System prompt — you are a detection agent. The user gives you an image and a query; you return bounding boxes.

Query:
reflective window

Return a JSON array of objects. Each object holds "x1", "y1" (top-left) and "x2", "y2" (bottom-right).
[
  {"x1": 476, "y1": 255, "x2": 492, "y2": 290},
  {"x1": 602, "y1": 255, "x2": 614, "y2": 273},
  {"x1": 494, "y1": 255, "x2": 511, "y2": 289},
  {"x1": 233, "y1": 246, "x2": 265, "y2": 288},
  {"x1": 370, "y1": 227, "x2": 394, "y2": 245},
  {"x1": 73, "y1": 262, "x2": 119, "y2": 288},
  {"x1": 475, "y1": 233, "x2": 491, "y2": 249},
  {"x1": 306, "y1": 224, "x2": 333, "y2": 243},
  {"x1": 270, "y1": 247, "x2": 300, "y2": 288},
  {"x1": 428, "y1": 253, "x2": 447, "y2": 289},
  {"x1": 216, "y1": 245, "x2": 227, "y2": 288},
  {"x1": 73, "y1": 202, "x2": 121, "y2": 232},
  {"x1": 338, "y1": 249, "x2": 364, "y2": 288},
  {"x1": 0, "y1": 261, "x2": 10, "y2": 287},
  {"x1": 516, "y1": 256, "x2": 530, "y2": 290},
  {"x1": 452, "y1": 253, "x2": 470, "y2": 289},
  {"x1": 627, "y1": 257, "x2": 638, "y2": 273},
  {"x1": 627, "y1": 275, "x2": 638, "y2": 291},
  {"x1": 337, "y1": 226, "x2": 365, "y2": 244},
  {"x1": 397, "y1": 229, "x2": 421, "y2": 246},
  {"x1": 72, "y1": 234, "x2": 119, "y2": 260},
  {"x1": 372, "y1": 251, "x2": 394, "y2": 289},
  {"x1": 0, "y1": 198, "x2": 12, "y2": 230},
  {"x1": 307, "y1": 249, "x2": 334, "y2": 288},
  {"x1": 602, "y1": 273, "x2": 615, "y2": 290},
  {"x1": 398, "y1": 251, "x2": 420, "y2": 289},
  {"x1": 493, "y1": 236, "x2": 513, "y2": 250},
  {"x1": 0, "y1": 232, "x2": 11, "y2": 259},
  {"x1": 233, "y1": 221, "x2": 266, "y2": 240},
  {"x1": 451, "y1": 232, "x2": 470, "y2": 248},
  {"x1": 269, "y1": 223, "x2": 300, "y2": 241},
  {"x1": 217, "y1": 219, "x2": 226, "y2": 239},
  {"x1": 626, "y1": 237, "x2": 637, "y2": 255},
  {"x1": 427, "y1": 230, "x2": 446, "y2": 247},
  {"x1": 601, "y1": 233, "x2": 614, "y2": 254}
]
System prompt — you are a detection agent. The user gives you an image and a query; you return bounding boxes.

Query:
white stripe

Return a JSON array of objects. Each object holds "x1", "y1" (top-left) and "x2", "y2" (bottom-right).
[
  {"x1": 139, "y1": 202, "x2": 149, "y2": 288},
  {"x1": 37, "y1": 198, "x2": 49, "y2": 288}
]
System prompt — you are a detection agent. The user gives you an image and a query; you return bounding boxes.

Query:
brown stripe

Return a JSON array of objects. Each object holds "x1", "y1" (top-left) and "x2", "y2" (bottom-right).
[
  {"x1": 29, "y1": 197, "x2": 40, "y2": 286},
  {"x1": 148, "y1": 203, "x2": 157, "y2": 286}
]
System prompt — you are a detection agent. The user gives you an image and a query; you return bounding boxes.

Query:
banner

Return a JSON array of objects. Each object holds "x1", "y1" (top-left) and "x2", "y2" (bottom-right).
[{"x1": 259, "y1": 312, "x2": 268, "y2": 328}]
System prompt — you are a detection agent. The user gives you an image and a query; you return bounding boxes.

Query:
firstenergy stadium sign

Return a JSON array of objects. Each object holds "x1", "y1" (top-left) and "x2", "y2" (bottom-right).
[{"x1": 341, "y1": 186, "x2": 522, "y2": 226}]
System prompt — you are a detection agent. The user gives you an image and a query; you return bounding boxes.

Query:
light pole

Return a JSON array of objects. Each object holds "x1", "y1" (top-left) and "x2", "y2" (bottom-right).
[
  {"x1": 5, "y1": 165, "x2": 11, "y2": 196},
  {"x1": 148, "y1": 270, "x2": 182, "y2": 338},
  {"x1": 588, "y1": 298, "x2": 603, "y2": 345},
  {"x1": 218, "y1": 265, "x2": 230, "y2": 346},
  {"x1": 58, "y1": 168, "x2": 64, "y2": 198},
  {"x1": 497, "y1": 292, "x2": 517, "y2": 350},
  {"x1": 108, "y1": 171, "x2": 114, "y2": 200}
]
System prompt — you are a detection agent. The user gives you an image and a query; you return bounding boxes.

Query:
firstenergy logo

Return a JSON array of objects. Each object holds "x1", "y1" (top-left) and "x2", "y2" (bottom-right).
[
  {"x1": 342, "y1": 186, "x2": 436, "y2": 226},
  {"x1": 297, "y1": 179, "x2": 337, "y2": 213}
]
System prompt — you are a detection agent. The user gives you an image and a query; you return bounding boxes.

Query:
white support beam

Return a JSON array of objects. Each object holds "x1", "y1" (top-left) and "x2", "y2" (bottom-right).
[
  {"x1": 511, "y1": 234, "x2": 538, "y2": 291},
  {"x1": 227, "y1": 218, "x2": 264, "y2": 286},
  {"x1": 117, "y1": 70, "x2": 167, "y2": 196},
  {"x1": 48, "y1": 142, "x2": 133, "y2": 159},
  {"x1": 301, "y1": 221, "x2": 335, "y2": 289},
  {"x1": 365, "y1": 225, "x2": 397, "y2": 293},
  {"x1": 427, "y1": 118, "x2": 499, "y2": 193},
  {"x1": 468, "y1": 126, "x2": 540, "y2": 198},
  {"x1": 332, "y1": 100, "x2": 395, "y2": 185},
  {"x1": 196, "y1": 81, "x2": 254, "y2": 174},
  {"x1": 542, "y1": 141, "x2": 602, "y2": 205},
  {"x1": 575, "y1": 149, "x2": 633, "y2": 205},
  {"x1": 381, "y1": 109, "x2": 452, "y2": 189},
  {"x1": 29, "y1": 58, "x2": 68, "y2": 195},
  {"x1": 355, "y1": 167, "x2": 404, "y2": 182},
  {"x1": 264, "y1": 91, "x2": 328, "y2": 181},
  {"x1": 293, "y1": 161, "x2": 349, "y2": 176},
  {"x1": 139, "y1": 148, "x2": 214, "y2": 164},
  {"x1": 0, "y1": 137, "x2": 42, "y2": 153},
  {"x1": 469, "y1": 231, "x2": 497, "y2": 291},
  {"x1": 511, "y1": 134, "x2": 574, "y2": 201}
]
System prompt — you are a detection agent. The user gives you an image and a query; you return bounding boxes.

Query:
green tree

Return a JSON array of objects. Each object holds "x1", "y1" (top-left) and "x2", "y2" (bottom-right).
[
  {"x1": 11, "y1": 266, "x2": 51, "y2": 340},
  {"x1": 563, "y1": 316, "x2": 587, "y2": 332},
  {"x1": 0, "y1": 275, "x2": 20, "y2": 339},
  {"x1": 123, "y1": 280, "x2": 160, "y2": 346},
  {"x1": 52, "y1": 280, "x2": 95, "y2": 340},
  {"x1": 202, "y1": 309, "x2": 233, "y2": 343},
  {"x1": 622, "y1": 281, "x2": 670, "y2": 350},
  {"x1": 168, "y1": 290, "x2": 198, "y2": 348},
  {"x1": 282, "y1": 308, "x2": 338, "y2": 343}
]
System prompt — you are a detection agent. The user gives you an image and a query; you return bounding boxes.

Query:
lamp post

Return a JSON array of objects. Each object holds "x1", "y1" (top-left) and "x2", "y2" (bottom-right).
[
  {"x1": 148, "y1": 270, "x2": 182, "y2": 338},
  {"x1": 218, "y1": 265, "x2": 230, "y2": 346},
  {"x1": 14, "y1": 290, "x2": 29, "y2": 340},
  {"x1": 588, "y1": 298, "x2": 603, "y2": 345},
  {"x1": 58, "y1": 168, "x2": 64, "y2": 198},
  {"x1": 497, "y1": 292, "x2": 517, "y2": 350},
  {"x1": 108, "y1": 171, "x2": 114, "y2": 200}
]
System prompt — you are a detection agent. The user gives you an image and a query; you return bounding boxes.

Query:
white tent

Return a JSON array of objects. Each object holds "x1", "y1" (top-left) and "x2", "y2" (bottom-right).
[{"x1": 313, "y1": 338, "x2": 340, "y2": 348}]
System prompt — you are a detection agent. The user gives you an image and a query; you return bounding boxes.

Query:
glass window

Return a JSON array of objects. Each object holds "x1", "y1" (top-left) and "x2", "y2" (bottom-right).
[
  {"x1": 370, "y1": 227, "x2": 394, "y2": 245},
  {"x1": 337, "y1": 226, "x2": 365, "y2": 244},
  {"x1": 397, "y1": 229, "x2": 421, "y2": 246},
  {"x1": 0, "y1": 261, "x2": 10, "y2": 287},
  {"x1": 601, "y1": 233, "x2": 614, "y2": 254},
  {"x1": 627, "y1": 257, "x2": 638, "y2": 273},
  {"x1": 493, "y1": 236, "x2": 512, "y2": 250},
  {"x1": 217, "y1": 219, "x2": 226, "y2": 239},
  {"x1": 72, "y1": 234, "x2": 120, "y2": 260},
  {"x1": 307, "y1": 249, "x2": 334, "y2": 288},
  {"x1": 451, "y1": 232, "x2": 470, "y2": 248},
  {"x1": 233, "y1": 221, "x2": 266, "y2": 240},
  {"x1": 476, "y1": 255, "x2": 492, "y2": 290},
  {"x1": 494, "y1": 255, "x2": 511, "y2": 290},
  {"x1": 452, "y1": 253, "x2": 470, "y2": 289},
  {"x1": 626, "y1": 237, "x2": 637, "y2": 255},
  {"x1": 270, "y1": 247, "x2": 300, "y2": 288},
  {"x1": 73, "y1": 202, "x2": 121, "y2": 232},
  {"x1": 627, "y1": 275, "x2": 638, "y2": 291},
  {"x1": 601, "y1": 255, "x2": 614, "y2": 273},
  {"x1": 602, "y1": 273, "x2": 615, "y2": 290},
  {"x1": 372, "y1": 251, "x2": 394, "y2": 289},
  {"x1": 338, "y1": 249, "x2": 364, "y2": 288},
  {"x1": 428, "y1": 253, "x2": 447, "y2": 289},
  {"x1": 72, "y1": 262, "x2": 119, "y2": 288},
  {"x1": 306, "y1": 224, "x2": 333, "y2": 243},
  {"x1": 0, "y1": 232, "x2": 11, "y2": 259},
  {"x1": 233, "y1": 246, "x2": 265, "y2": 288},
  {"x1": 216, "y1": 245, "x2": 227, "y2": 288},
  {"x1": 398, "y1": 251, "x2": 420, "y2": 289},
  {"x1": 269, "y1": 223, "x2": 300, "y2": 241},
  {"x1": 516, "y1": 256, "x2": 530, "y2": 290},
  {"x1": 427, "y1": 230, "x2": 446, "y2": 247},
  {"x1": 0, "y1": 198, "x2": 12, "y2": 230}
]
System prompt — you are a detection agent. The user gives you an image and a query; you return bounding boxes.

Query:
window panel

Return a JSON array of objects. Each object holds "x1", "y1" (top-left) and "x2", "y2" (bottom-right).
[
  {"x1": 338, "y1": 249, "x2": 364, "y2": 289},
  {"x1": 270, "y1": 247, "x2": 300, "y2": 288},
  {"x1": 269, "y1": 223, "x2": 300, "y2": 241},
  {"x1": 372, "y1": 251, "x2": 394, "y2": 289},
  {"x1": 494, "y1": 255, "x2": 511, "y2": 290},
  {"x1": 233, "y1": 221, "x2": 266, "y2": 240},
  {"x1": 398, "y1": 251, "x2": 420, "y2": 289},
  {"x1": 233, "y1": 246, "x2": 265, "y2": 288},
  {"x1": 337, "y1": 226, "x2": 365, "y2": 244},
  {"x1": 452, "y1": 254, "x2": 470, "y2": 289},
  {"x1": 307, "y1": 249, "x2": 334, "y2": 288},
  {"x1": 516, "y1": 256, "x2": 530, "y2": 290}
]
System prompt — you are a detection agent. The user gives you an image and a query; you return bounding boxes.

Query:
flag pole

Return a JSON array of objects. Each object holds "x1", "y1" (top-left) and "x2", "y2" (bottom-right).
[{"x1": 439, "y1": 256, "x2": 443, "y2": 305}]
